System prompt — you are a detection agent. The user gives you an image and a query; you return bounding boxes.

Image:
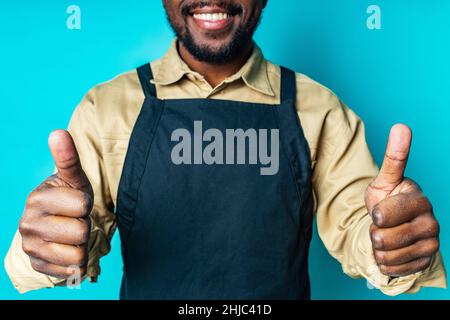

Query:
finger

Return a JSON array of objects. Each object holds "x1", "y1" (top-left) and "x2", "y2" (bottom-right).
[
  {"x1": 370, "y1": 214, "x2": 439, "y2": 250},
  {"x1": 372, "y1": 192, "x2": 432, "y2": 228},
  {"x1": 48, "y1": 130, "x2": 88, "y2": 190},
  {"x1": 27, "y1": 187, "x2": 92, "y2": 218},
  {"x1": 23, "y1": 238, "x2": 87, "y2": 267},
  {"x1": 25, "y1": 215, "x2": 90, "y2": 245},
  {"x1": 373, "y1": 238, "x2": 439, "y2": 266},
  {"x1": 378, "y1": 257, "x2": 432, "y2": 277},
  {"x1": 374, "y1": 124, "x2": 412, "y2": 189},
  {"x1": 29, "y1": 257, "x2": 87, "y2": 279}
]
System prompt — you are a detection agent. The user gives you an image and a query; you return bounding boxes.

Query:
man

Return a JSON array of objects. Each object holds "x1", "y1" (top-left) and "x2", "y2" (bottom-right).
[{"x1": 5, "y1": 0, "x2": 446, "y2": 299}]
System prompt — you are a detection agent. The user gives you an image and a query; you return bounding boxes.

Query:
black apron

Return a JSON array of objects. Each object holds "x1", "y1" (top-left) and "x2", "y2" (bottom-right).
[{"x1": 116, "y1": 63, "x2": 314, "y2": 300}]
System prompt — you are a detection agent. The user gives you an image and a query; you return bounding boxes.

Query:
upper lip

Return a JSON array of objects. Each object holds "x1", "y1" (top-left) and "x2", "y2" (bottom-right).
[{"x1": 190, "y1": 6, "x2": 231, "y2": 15}]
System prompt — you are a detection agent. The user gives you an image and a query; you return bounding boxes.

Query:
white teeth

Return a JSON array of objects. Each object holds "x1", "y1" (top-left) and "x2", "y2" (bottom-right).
[{"x1": 193, "y1": 13, "x2": 229, "y2": 21}]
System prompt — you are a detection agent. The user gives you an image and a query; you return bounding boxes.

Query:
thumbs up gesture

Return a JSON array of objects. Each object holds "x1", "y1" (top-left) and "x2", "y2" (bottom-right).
[
  {"x1": 365, "y1": 124, "x2": 440, "y2": 277},
  {"x1": 19, "y1": 130, "x2": 93, "y2": 279}
]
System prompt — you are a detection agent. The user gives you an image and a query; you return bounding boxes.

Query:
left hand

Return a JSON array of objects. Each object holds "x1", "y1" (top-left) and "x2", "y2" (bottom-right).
[{"x1": 365, "y1": 124, "x2": 440, "y2": 277}]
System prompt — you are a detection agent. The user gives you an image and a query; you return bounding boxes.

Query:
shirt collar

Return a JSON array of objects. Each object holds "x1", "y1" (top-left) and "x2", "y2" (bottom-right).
[{"x1": 153, "y1": 39, "x2": 275, "y2": 97}]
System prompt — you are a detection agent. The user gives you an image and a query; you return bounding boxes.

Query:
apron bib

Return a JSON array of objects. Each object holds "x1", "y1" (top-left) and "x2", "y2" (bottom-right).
[{"x1": 116, "y1": 64, "x2": 314, "y2": 300}]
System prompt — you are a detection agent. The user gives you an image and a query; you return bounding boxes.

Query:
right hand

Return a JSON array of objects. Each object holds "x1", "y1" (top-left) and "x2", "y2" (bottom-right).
[{"x1": 19, "y1": 130, "x2": 93, "y2": 279}]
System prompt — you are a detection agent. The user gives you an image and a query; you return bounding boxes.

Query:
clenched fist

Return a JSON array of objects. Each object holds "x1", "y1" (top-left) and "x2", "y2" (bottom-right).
[
  {"x1": 365, "y1": 124, "x2": 440, "y2": 277},
  {"x1": 19, "y1": 130, "x2": 93, "y2": 279}
]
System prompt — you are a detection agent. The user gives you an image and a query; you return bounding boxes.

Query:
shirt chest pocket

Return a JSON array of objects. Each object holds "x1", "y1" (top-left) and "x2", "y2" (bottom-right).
[{"x1": 102, "y1": 136, "x2": 129, "y2": 166}]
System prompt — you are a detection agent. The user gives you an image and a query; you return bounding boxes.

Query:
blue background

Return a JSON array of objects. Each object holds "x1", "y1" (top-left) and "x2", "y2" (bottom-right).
[{"x1": 0, "y1": 1, "x2": 448, "y2": 300}]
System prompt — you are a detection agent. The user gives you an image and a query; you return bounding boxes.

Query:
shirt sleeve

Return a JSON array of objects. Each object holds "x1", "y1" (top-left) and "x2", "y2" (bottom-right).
[
  {"x1": 4, "y1": 89, "x2": 117, "y2": 293},
  {"x1": 310, "y1": 92, "x2": 447, "y2": 295}
]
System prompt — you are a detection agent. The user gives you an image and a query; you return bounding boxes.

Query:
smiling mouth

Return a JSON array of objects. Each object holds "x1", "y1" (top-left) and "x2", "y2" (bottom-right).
[
  {"x1": 188, "y1": 6, "x2": 240, "y2": 31},
  {"x1": 193, "y1": 12, "x2": 230, "y2": 21}
]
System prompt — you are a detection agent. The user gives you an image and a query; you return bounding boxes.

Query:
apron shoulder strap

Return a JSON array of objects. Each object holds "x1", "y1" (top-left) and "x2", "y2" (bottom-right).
[
  {"x1": 280, "y1": 66, "x2": 297, "y2": 103},
  {"x1": 137, "y1": 63, "x2": 157, "y2": 98},
  {"x1": 276, "y1": 66, "x2": 312, "y2": 207}
]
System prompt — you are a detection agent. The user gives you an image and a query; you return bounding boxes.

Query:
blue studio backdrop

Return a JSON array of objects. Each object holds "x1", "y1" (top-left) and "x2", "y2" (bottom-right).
[{"x1": 0, "y1": 1, "x2": 449, "y2": 299}]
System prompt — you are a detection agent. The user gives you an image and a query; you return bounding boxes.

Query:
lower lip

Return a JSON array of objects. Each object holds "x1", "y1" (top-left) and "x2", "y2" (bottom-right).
[{"x1": 191, "y1": 15, "x2": 234, "y2": 31}]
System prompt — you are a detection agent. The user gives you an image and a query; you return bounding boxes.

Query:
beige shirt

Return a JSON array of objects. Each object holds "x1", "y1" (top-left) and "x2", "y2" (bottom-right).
[{"x1": 4, "y1": 40, "x2": 446, "y2": 296}]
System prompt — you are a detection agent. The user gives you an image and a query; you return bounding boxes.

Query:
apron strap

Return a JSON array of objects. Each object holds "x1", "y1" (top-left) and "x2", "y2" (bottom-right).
[
  {"x1": 276, "y1": 66, "x2": 312, "y2": 210},
  {"x1": 280, "y1": 66, "x2": 297, "y2": 103},
  {"x1": 137, "y1": 63, "x2": 157, "y2": 98}
]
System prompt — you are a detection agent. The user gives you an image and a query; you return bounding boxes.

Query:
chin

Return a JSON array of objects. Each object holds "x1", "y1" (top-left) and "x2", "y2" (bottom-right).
[
  {"x1": 198, "y1": 41, "x2": 230, "y2": 52},
  {"x1": 193, "y1": 34, "x2": 235, "y2": 49}
]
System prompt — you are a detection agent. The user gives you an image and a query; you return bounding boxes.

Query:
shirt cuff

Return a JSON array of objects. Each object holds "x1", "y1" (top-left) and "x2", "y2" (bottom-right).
[{"x1": 4, "y1": 231, "x2": 65, "y2": 294}]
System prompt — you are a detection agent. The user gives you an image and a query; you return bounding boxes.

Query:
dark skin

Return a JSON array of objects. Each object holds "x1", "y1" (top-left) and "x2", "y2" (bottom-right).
[
  {"x1": 365, "y1": 125, "x2": 439, "y2": 277},
  {"x1": 163, "y1": 0, "x2": 266, "y2": 87},
  {"x1": 19, "y1": 0, "x2": 439, "y2": 281},
  {"x1": 179, "y1": 43, "x2": 252, "y2": 87},
  {"x1": 20, "y1": 130, "x2": 93, "y2": 279}
]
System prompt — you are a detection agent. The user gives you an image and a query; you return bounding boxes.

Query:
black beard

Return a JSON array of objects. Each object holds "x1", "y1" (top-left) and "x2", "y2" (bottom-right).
[
  {"x1": 165, "y1": 3, "x2": 262, "y2": 64},
  {"x1": 178, "y1": 22, "x2": 259, "y2": 64}
]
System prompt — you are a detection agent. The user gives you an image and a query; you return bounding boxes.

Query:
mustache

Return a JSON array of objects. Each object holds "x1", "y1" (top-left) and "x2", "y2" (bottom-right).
[{"x1": 181, "y1": 0, "x2": 243, "y2": 16}]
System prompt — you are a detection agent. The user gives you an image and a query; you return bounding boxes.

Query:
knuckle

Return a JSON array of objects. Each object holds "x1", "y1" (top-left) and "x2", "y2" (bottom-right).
[
  {"x1": 430, "y1": 239, "x2": 440, "y2": 253},
  {"x1": 72, "y1": 248, "x2": 87, "y2": 266},
  {"x1": 30, "y1": 259, "x2": 47, "y2": 274},
  {"x1": 426, "y1": 218, "x2": 440, "y2": 236},
  {"x1": 18, "y1": 218, "x2": 34, "y2": 236},
  {"x1": 378, "y1": 265, "x2": 391, "y2": 276},
  {"x1": 372, "y1": 207, "x2": 387, "y2": 227},
  {"x1": 420, "y1": 195, "x2": 433, "y2": 213},
  {"x1": 26, "y1": 191, "x2": 41, "y2": 208},
  {"x1": 78, "y1": 193, "x2": 93, "y2": 216},
  {"x1": 60, "y1": 267, "x2": 74, "y2": 279},
  {"x1": 22, "y1": 240, "x2": 37, "y2": 257},
  {"x1": 370, "y1": 228, "x2": 385, "y2": 249},
  {"x1": 74, "y1": 221, "x2": 90, "y2": 244},
  {"x1": 374, "y1": 250, "x2": 387, "y2": 265},
  {"x1": 432, "y1": 220, "x2": 440, "y2": 236},
  {"x1": 417, "y1": 257, "x2": 432, "y2": 271}
]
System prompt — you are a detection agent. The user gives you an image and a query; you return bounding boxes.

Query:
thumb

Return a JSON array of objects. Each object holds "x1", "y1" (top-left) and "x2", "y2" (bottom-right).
[
  {"x1": 376, "y1": 124, "x2": 412, "y2": 187},
  {"x1": 365, "y1": 124, "x2": 412, "y2": 213},
  {"x1": 48, "y1": 129, "x2": 90, "y2": 190}
]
